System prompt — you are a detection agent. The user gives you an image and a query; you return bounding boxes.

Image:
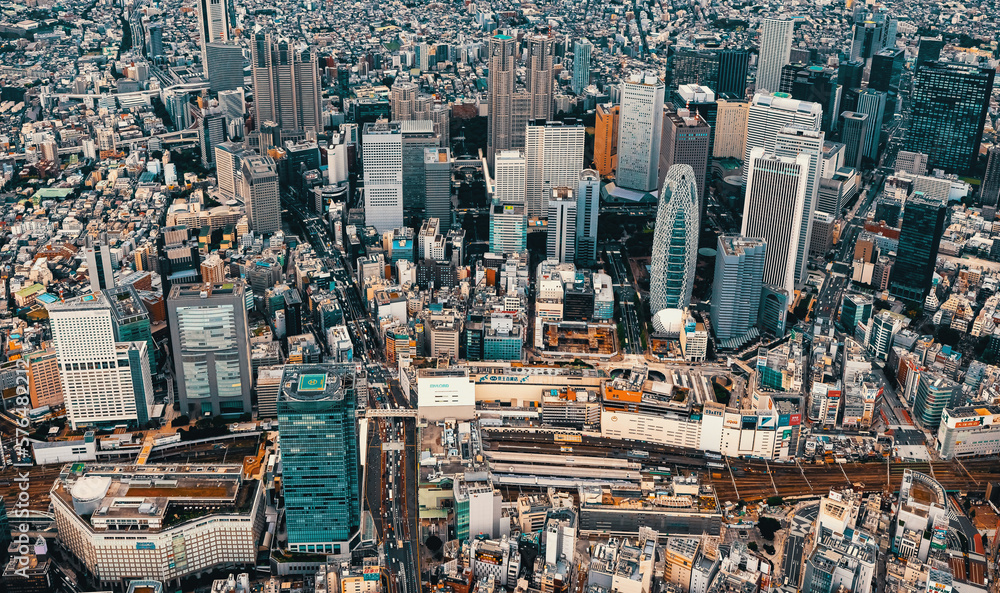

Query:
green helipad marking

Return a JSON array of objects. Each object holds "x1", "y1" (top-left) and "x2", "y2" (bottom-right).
[{"x1": 298, "y1": 374, "x2": 327, "y2": 392}]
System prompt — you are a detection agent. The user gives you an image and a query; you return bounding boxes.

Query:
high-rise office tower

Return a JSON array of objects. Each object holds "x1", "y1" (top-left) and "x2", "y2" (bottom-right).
[
  {"x1": 241, "y1": 154, "x2": 280, "y2": 234},
  {"x1": 196, "y1": 0, "x2": 231, "y2": 68},
  {"x1": 756, "y1": 18, "x2": 794, "y2": 93},
  {"x1": 47, "y1": 293, "x2": 153, "y2": 429},
  {"x1": 713, "y1": 98, "x2": 748, "y2": 159},
  {"x1": 218, "y1": 88, "x2": 246, "y2": 124},
  {"x1": 839, "y1": 111, "x2": 868, "y2": 169},
  {"x1": 915, "y1": 36, "x2": 943, "y2": 68},
  {"x1": 572, "y1": 39, "x2": 593, "y2": 95},
  {"x1": 575, "y1": 169, "x2": 600, "y2": 266},
  {"x1": 849, "y1": 20, "x2": 890, "y2": 65},
  {"x1": 981, "y1": 146, "x2": 1000, "y2": 208},
  {"x1": 486, "y1": 33, "x2": 517, "y2": 168},
  {"x1": 199, "y1": 108, "x2": 226, "y2": 168},
  {"x1": 718, "y1": 49, "x2": 750, "y2": 97},
  {"x1": 526, "y1": 35, "x2": 555, "y2": 121},
  {"x1": 84, "y1": 234, "x2": 115, "y2": 293},
  {"x1": 430, "y1": 102, "x2": 450, "y2": 148},
  {"x1": 277, "y1": 364, "x2": 360, "y2": 554},
  {"x1": 390, "y1": 78, "x2": 419, "y2": 121},
  {"x1": 907, "y1": 62, "x2": 995, "y2": 174},
  {"x1": 362, "y1": 121, "x2": 403, "y2": 232},
  {"x1": 525, "y1": 120, "x2": 585, "y2": 218},
  {"x1": 104, "y1": 283, "x2": 157, "y2": 371},
  {"x1": 778, "y1": 64, "x2": 839, "y2": 133},
  {"x1": 416, "y1": 42, "x2": 431, "y2": 71},
  {"x1": 509, "y1": 91, "x2": 532, "y2": 150},
  {"x1": 650, "y1": 164, "x2": 700, "y2": 313},
  {"x1": 869, "y1": 48, "x2": 903, "y2": 118},
  {"x1": 616, "y1": 72, "x2": 664, "y2": 193},
  {"x1": 593, "y1": 103, "x2": 619, "y2": 176},
  {"x1": 205, "y1": 41, "x2": 243, "y2": 93},
  {"x1": 659, "y1": 107, "x2": 711, "y2": 213},
  {"x1": 741, "y1": 148, "x2": 810, "y2": 296},
  {"x1": 489, "y1": 203, "x2": 527, "y2": 254},
  {"x1": 889, "y1": 192, "x2": 946, "y2": 302},
  {"x1": 711, "y1": 235, "x2": 766, "y2": 341},
  {"x1": 147, "y1": 22, "x2": 163, "y2": 58},
  {"x1": 546, "y1": 189, "x2": 576, "y2": 263},
  {"x1": 672, "y1": 84, "x2": 718, "y2": 163},
  {"x1": 167, "y1": 281, "x2": 252, "y2": 417},
  {"x1": 855, "y1": 89, "x2": 885, "y2": 161},
  {"x1": 251, "y1": 31, "x2": 322, "y2": 134},
  {"x1": 493, "y1": 150, "x2": 526, "y2": 204},
  {"x1": 774, "y1": 125, "x2": 824, "y2": 284},
  {"x1": 673, "y1": 49, "x2": 749, "y2": 97},
  {"x1": 214, "y1": 141, "x2": 252, "y2": 199},
  {"x1": 400, "y1": 120, "x2": 439, "y2": 216},
  {"x1": 743, "y1": 92, "x2": 822, "y2": 186},
  {"x1": 424, "y1": 147, "x2": 452, "y2": 225}
]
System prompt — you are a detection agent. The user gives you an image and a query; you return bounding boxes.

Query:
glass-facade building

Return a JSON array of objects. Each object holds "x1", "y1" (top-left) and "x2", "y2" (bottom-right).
[
  {"x1": 889, "y1": 192, "x2": 946, "y2": 302},
  {"x1": 167, "y1": 282, "x2": 252, "y2": 417},
  {"x1": 907, "y1": 61, "x2": 995, "y2": 174},
  {"x1": 277, "y1": 364, "x2": 360, "y2": 554},
  {"x1": 104, "y1": 284, "x2": 156, "y2": 371}
]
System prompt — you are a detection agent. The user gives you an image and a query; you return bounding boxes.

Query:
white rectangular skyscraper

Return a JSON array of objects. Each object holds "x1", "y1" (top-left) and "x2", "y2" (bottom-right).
[
  {"x1": 363, "y1": 121, "x2": 404, "y2": 232},
  {"x1": 525, "y1": 121, "x2": 585, "y2": 218},
  {"x1": 711, "y1": 235, "x2": 767, "y2": 341},
  {"x1": 572, "y1": 39, "x2": 593, "y2": 95},
  {"x1": 493, "y1": 150, "x2": 526, "y2": 204},
  {"x1": 774, "y1": 125, "x2": 825, "y2": 284},
  {"x1": 616, "y1": 72, "x2": 665, "y2": 193},
  {"x1": 241, "y1": 154, "x2": 280, "y2": 234},
  {"x1": 757, "y1": 18, "x2": 794, "y2": 93},
  {"x1": 47, "y1": 293, "x2": 153, "y2": 429},
  {"x1": 743, "y1": 92, "x2": 822, "y2": 188},
  {"x1": 547, "y1": 190, "x2": 577, "y2": 263},
  {"x1": 741, "y1": 148, "x2": 810, "y2": 296}
]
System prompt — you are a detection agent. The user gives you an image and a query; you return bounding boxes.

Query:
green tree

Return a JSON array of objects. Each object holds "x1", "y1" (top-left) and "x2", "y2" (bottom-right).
[
  {"x1": 758, "y1": 517, "x2": 781, "y2": 541},
  {"x1": 747, "y1": 541, "x2": 758, "y2": 552},
  {"x1": 766, "y1": 496, "x2": 784, "y2": 507}
]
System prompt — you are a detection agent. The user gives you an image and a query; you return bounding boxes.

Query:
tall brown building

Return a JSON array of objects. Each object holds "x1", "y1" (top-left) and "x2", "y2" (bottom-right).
[
  {"x1": 593, "y1": 103, "x2": 619, "y2": 176},
  {"x1": 27, "y1": 345, "x2": 63, "y2": 410},
  {"x1": 486, "y1": 33, "x2": 517, "y2": 169}
]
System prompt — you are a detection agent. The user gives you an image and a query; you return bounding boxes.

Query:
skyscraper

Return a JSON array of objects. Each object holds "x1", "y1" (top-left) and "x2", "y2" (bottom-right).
[
  {"x1": 526, "y1": 35, "x2": 555, "y2": 121},
  {"x1": 205, "y1": 41, "x2": 243, "y2": 93},
  {"x1": 778, "y1": 64, "x2": 838, "y2": 133},
  {"x1": 774, "y1": 125, "x2": 824, "y2": 284},
  {"x1": 525, "y1": 120, "x2": 585, "y2": 218},
  {"x1": 546, "y1": 189, "x2": 576, "y2": 263},
  {"x1": 251, "y1": 31, "x2": 322, "y2": 134},
  {"x1": 839, "y1": 111, "x2": 868, "y2": 169},
  {"x1": 713, "y1": 98, "x2": 748, "y2": 159},
  {"x1": 572, "y1": 39, "x2": 593, "y2": 95},
  {"x1": 649, "y1": 164, "x2": 700, "y2": 314},
  {"x1": 593, "y1": 103, "x2": 619, "y2": 176},
  {"x1": 489, "y1": 203, "x2": 527, "y2": 254},
  {"x1": 741, "y1": 148, "x2": 810, "y2": 296},
  {"x1": 855, "y1": 89, "x2": 885, "y2": 161},
  {"x1": 869, "y1": 47, "x2": 904, "y2": 118},
  {"x1": 400, "y1": 120, "x2": 439, "y2": 216},
  {"x1": 241, "y1": 154, "x2": 280, "y2": 234},
  {"x1": 277, "y1": 364, "x2": 360, "y2": 554},
  {"x1": 907, "y1": 62, "x2": 995, "y2": 174},
  {"x1": 756, "y1": 18, "x2": 794, "y2": 93},
  {"x1": 424, "y1": 147, "x2": 451, "y2": 225},
  {"x1": 889, "y1": 192, "x2": 946, "y2": 302},
  {"x1": 849, "y1": 20, "x2": 891, "y2": 65},
  {"x1": 390, "y1": 78, "x2": 419, "y2": 120},
  {"x1": 493, "y1": 150, "x2": 526, "y2": 204},
  {"x1": 575, "y1": 169, "x2": 600, "y2": 266},
  {"x1": 659, "y1": 107, "x2": 711, "y2": 212},
  {"x1": 167, "y1": 281, "x2": 252, "y2": 418},
  {"x1": 616, "y1": 72, "x2": 664, "y2": 193},
  {"x1": 199, "y1": 108, "x2": 226, "y2": 168},
  {"x1": 711, "y1": 235, "x2": 766, "y2": 341},
  {"x1": 915, "y1": 36, "x2": 943, "y2": 68},
  {"x1": 196, "y1": 0, "x2": 231, "y2": 69},
  {"x1": 84, "y1": 234, "x2": 115, "y2": 293},
  {"x1": 981, "y1": 146, "x2": 1000, "y2": 208},
  {"x1": 743, "y1": 92, "x2": 822, "y2": 188},
  {"x1": 214, "y1": 141, "x2": 253, "y2": 199},
  {"x1": 672, "y1": 48, "x2": 749, "y2": 97},
  {"x1": 47, "y1": 293, "x2": 153, "y2": 429},
  {"x1": 362, "y1": 121, "x2": 403, "y2": 232},
  {"x1": 104, "y1": 283, "x2": 157, "y2": 371},
  {"x1": 486, "y1": 33, "x2": 517, "y2": 168}
]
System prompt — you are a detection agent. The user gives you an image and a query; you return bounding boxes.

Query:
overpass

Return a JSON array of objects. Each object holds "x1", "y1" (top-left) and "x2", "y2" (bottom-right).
[{"x1": 360, "y1": 408, "x2": 418, "y2": 419}]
